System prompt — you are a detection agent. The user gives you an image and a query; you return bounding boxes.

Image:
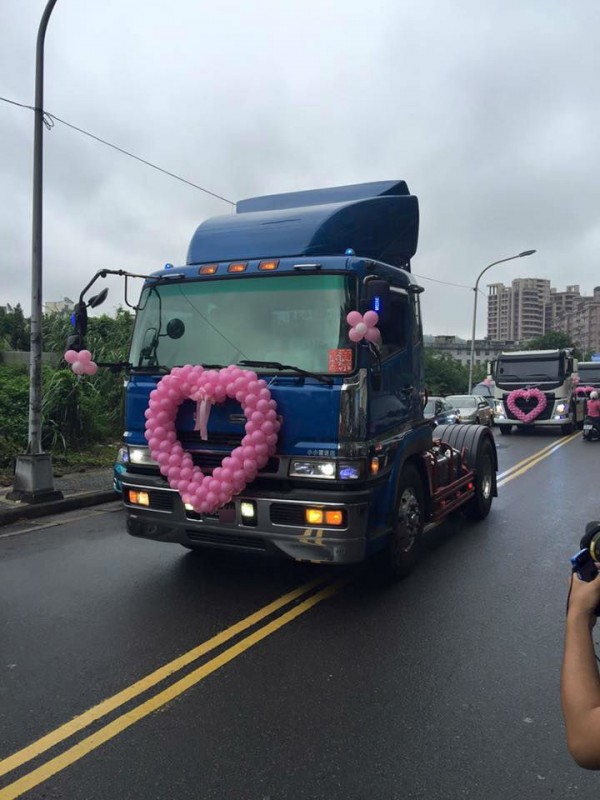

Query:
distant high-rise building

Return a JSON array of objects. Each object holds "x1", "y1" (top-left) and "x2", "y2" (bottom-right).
[
  {"x1": 486, "y1": 279, "x2": 600, "y2": 354},
  {"x1": 487, "y1": 278, "x2": 550, "y2": 341}
]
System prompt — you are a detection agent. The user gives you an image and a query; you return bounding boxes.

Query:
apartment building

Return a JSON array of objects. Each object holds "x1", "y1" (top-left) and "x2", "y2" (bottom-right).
[
  {"x1": 564, "y1": 287, "x2": 600, "y2": 356},
  {"x1": 487, "y1": 278, "x2": 551, "y2": 341},
  {"x1": 486, "y1": 278, "x2": 600, "y2": 354}
]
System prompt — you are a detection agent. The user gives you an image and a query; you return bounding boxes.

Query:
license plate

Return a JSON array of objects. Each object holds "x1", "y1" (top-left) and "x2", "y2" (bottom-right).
[{"x1": 584, "y1": 425, "x2": 593, "y2": 432}]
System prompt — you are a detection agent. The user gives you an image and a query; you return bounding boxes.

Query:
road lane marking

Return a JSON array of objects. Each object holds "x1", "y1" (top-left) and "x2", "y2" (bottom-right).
[
  {"x1": 497, "y1": 432, "x2": 578, "y2": 488},
  {"x1": 0, "y1": 579, "x2": 346, "y2": 800},
  {"x1": 496, "y1": 433, "x2": 578, "y2": 481},
  {"x1": 0, "y1": 576, "x2": 329, "y2": 779},
  {"x1": 0, "y1": 433, "x2": 578, "y2": 794}
]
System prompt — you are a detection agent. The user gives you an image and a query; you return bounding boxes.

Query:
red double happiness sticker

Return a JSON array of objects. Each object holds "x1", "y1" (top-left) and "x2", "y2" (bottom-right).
[{"x1": 328, "y1": 349, "x2": 353, "y2": 373}]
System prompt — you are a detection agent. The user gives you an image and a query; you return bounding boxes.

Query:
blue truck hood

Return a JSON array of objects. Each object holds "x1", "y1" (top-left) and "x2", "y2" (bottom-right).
[{"x1": 125, "y1": 374, "x2": 342, "y2": 456}]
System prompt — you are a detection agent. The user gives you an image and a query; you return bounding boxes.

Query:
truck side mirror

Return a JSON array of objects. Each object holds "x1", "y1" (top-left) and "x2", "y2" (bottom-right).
[
  {"x1": 89, "y1": 288, "x2": 109, "y2": 308},
  {"x1": 364, "y1": 279, "x2": 392, "y2": 325}
]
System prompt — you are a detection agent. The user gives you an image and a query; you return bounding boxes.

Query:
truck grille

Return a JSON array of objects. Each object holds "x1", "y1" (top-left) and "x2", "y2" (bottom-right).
[{"x1": 178, "y1": 430, "x2": 244, "y2": 448}]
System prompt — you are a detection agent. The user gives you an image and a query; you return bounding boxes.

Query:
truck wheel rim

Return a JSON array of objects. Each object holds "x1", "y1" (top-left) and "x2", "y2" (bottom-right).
[
  {"x1": 398, "y1": 487, "x2": 421, "y2": 552},
  {"x1": 480, "y1": 457, "x2": 492, "y2": 499}
]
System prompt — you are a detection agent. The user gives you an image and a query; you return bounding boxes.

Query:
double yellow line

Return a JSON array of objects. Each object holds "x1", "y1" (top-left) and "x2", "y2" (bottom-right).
[
  {"x1": 0, "y1": 432, "x2": 580, "y2": 798},
  {"x1": 0, "y1": 577, "x2": 346, "y2": 800},
  {"x1": 497, "y1": 431, "x2": 579, "y2": 488}
]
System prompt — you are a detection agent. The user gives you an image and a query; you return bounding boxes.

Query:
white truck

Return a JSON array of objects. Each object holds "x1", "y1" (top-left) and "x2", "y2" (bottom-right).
[{"x1": 493, "y1": 349, "x2": 583, "y2": 435}]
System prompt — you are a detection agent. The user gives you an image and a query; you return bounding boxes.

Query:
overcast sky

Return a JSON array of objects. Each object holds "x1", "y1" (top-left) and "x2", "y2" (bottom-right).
[{"x1": 1, "y1": 0, "x2": 599, "y2": 337}]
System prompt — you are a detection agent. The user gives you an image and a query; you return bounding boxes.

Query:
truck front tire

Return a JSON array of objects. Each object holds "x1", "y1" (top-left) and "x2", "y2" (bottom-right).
[{"x1": 384, "y1": 463, "x2": 425, "y2": 579}]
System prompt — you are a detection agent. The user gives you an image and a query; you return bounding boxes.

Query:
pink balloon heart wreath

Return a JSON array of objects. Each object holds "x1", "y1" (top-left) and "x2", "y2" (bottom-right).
[
  {"x1": 346, "y1": 310, "x2": 381, "y2": 344},
  {"x1": 576, "y1": 385, "x2": 596, "y2": 397},
  {"x1": 64, "y1": 349, "x2": 98, "y2": 375},
  {"x1": 506, "y1": 388, "x2": 547, "y2": 423},
  {"x1": 144, "y1": 365, "x2": 280, "y2": 515}
]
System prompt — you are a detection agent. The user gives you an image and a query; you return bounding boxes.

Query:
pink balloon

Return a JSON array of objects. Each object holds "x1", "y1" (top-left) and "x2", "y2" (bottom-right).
[
  {"x1": 346, "y1": 310, "x2": 362, "y2": 326},
  {"x1": 143, "y1": 365, "x2": 280, "y2": 513},
  {"x1": 84, "y1": 362, "x2": 98, "y2": 375},
  {"x1": 72, "y1": 361, "x2": 85, "y2": 375},
  {"x1": 363, "y1": 310, "x2": 379, "y2": 326},
  {"x1": 64, "y1": 349, "x2": 79, "y2": 364},
  {"x1": 349, "y1": 328, "x2": 363, "y2": 343},
  {"x1": 364, "y1": 327, "x2": 382, "y2": 343}
]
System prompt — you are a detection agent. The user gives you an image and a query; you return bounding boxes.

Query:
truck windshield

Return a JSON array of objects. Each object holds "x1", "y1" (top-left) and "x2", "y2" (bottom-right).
[
  {"x1": 129, "y1": 274, "x2": 354, "y2": 374},
  {"x1": 579, "y1": 365, "x2": 600, "y2": 382},
  {"x1": 496, "y1": 358, "x2": 561, "y2": 384}
]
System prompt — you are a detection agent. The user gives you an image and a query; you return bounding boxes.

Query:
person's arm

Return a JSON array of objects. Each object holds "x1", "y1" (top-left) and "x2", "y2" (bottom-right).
[{"x1": 561, "y1": 572, "x2": 600, "y2": 768}]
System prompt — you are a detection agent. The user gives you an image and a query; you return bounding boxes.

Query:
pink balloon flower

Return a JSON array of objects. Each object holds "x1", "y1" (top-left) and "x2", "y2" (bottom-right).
[
  {"x1": 346, "y1": 310, "x2": 381, "y2": 344},
  {"x1": 64, "y1": 349, "x2": 98, "y2": 376}
]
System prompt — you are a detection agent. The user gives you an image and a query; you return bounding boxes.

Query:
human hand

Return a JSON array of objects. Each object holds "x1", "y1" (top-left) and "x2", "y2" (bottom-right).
[{"x1": 568, "y1": 568, "x2": 600, "y2": 627}]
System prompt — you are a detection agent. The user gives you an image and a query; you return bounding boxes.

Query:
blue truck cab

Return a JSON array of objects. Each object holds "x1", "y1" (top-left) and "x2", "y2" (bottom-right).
[{"x1": 85, "y1": 180, "x2": 496, "y2": 577}]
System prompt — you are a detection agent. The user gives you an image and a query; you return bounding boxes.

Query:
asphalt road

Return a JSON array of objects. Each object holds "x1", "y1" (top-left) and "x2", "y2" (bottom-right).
[{"x1": 1, "y1": 427, "x2": 599, "y2": 799}]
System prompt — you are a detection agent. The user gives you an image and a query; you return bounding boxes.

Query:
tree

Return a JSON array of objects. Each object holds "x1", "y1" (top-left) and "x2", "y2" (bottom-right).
[
  {"x1": 0, "y1": 304, "x2": 30, "y2": 350},
  {"x1": 424, "y1": 350, "x2": 469, "y2": 396},
  {"x1": 524, "y1": 332, "x2": 583, "y2": 360}
]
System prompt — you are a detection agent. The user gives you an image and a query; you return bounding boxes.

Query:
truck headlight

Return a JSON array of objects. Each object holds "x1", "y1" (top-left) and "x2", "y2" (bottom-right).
[
  {"x1": 289, "y1": 459, "x2": 363, "y2": 480},
  {"x1": 290, "y1": 460, "x2": 336, "y2": 479},
  {"x1": 127, "y1": 446, "x2": 158, "y2": 466},
  {"x1": 556, "y1": 402, "x2": 566, "y2": 413}
]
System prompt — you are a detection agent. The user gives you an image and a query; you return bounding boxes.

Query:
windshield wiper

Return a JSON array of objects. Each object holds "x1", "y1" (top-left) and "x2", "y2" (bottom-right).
[
  {"x1": 238, "y1": 360, "x2": 333, "y2": 386},
  {"x1": 130, "y1": 364, "x2": 170, "y2": 374}
]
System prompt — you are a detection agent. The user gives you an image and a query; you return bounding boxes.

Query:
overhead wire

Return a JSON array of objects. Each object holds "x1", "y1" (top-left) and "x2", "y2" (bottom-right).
[
  {"x1": 0, "y1": 95, "x2": 235, "y2": 206},
  {"x1": 2, "y1": 94, "x2": 488, "y2": 293}
]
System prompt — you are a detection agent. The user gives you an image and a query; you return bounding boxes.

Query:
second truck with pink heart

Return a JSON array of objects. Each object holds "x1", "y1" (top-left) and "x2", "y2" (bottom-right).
[{"x1": 492, "y1": 348, "x2": 585, "y2": 435}]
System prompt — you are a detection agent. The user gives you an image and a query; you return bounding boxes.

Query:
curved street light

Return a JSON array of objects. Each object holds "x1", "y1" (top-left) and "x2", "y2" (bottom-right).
[{"x1": 467, "y1": 249, "x2": 536, "y2": 394}]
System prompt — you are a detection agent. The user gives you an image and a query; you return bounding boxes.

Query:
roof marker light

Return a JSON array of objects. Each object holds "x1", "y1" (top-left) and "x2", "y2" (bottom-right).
[
  {"x1": 199, "y1": 264, "x2": 218, "y2": 275},
  {"x1": 259, "y1": 260, "x2": 279, "y2": 271},
  {"x1": 345, "y1": 248, "x2": 355, "y2": 256},
  {"x1": 228, "y1": 263, "x2": 247, "y2": 273},
  {"x1": 165, "y1": 263, "x2": 173, "y2": 270}
]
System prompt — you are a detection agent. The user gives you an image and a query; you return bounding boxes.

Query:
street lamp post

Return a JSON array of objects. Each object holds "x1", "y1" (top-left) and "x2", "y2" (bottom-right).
[
  {"x1": 10, "y1": 0, "x2": 63, "y2": 503},
  {"x1": 467, "y1": 249, "x2": 536, "y2": 395}
]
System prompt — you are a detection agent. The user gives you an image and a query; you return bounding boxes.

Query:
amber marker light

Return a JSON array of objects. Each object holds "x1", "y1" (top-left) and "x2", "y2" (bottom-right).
[
  {"x1": 259, "y1": 260, "x2": 279, "y2": 271},
  {"x1": 199, "y1": 264, "x2": 218, "y2": 275},
  {"x1": 228, "y1": 263, "x2": 247, "y2": 273},
  {"x1": 370, "y1": 457, "x2": 380, "y2": 475},
  {"x1": 128, "y1": 490, "x2": 150, "y2": 507},
  {"x1": 324, "y1": 510, "x2": 343, "y2": 526}
]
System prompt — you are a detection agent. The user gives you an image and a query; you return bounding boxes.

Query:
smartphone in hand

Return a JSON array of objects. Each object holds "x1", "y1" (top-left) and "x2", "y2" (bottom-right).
[{"x1": 571, "y1": 548, "x2": 599, "y2": 582}]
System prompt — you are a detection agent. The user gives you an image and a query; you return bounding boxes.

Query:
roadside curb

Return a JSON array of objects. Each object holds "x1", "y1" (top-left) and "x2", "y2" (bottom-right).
[{"x1": 0, "y1": 490, "x2": 119, "y2": 527}]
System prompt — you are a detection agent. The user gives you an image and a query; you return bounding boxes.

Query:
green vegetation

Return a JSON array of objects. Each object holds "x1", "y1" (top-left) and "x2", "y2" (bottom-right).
[
  {"x1": 0, "y1": 309, "x2": 134, "y2": 473},
  {"x1": 424, "y1": 349, "x2": 487, "y2": 396},
  {"x1": 523, "y1": 331, "x2": 585, "y2": 360}
]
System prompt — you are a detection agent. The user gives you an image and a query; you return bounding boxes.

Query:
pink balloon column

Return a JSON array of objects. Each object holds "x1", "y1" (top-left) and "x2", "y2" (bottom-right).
[
  {"x1": 346, "y1": 310, "x2": 381, "y2": 344},
  {"x1": 64, "y1": 349, "x2": 98, "y2": 375},
  {"x1": 144, "y1": 365, "x2": 280, "y2": 515}
]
